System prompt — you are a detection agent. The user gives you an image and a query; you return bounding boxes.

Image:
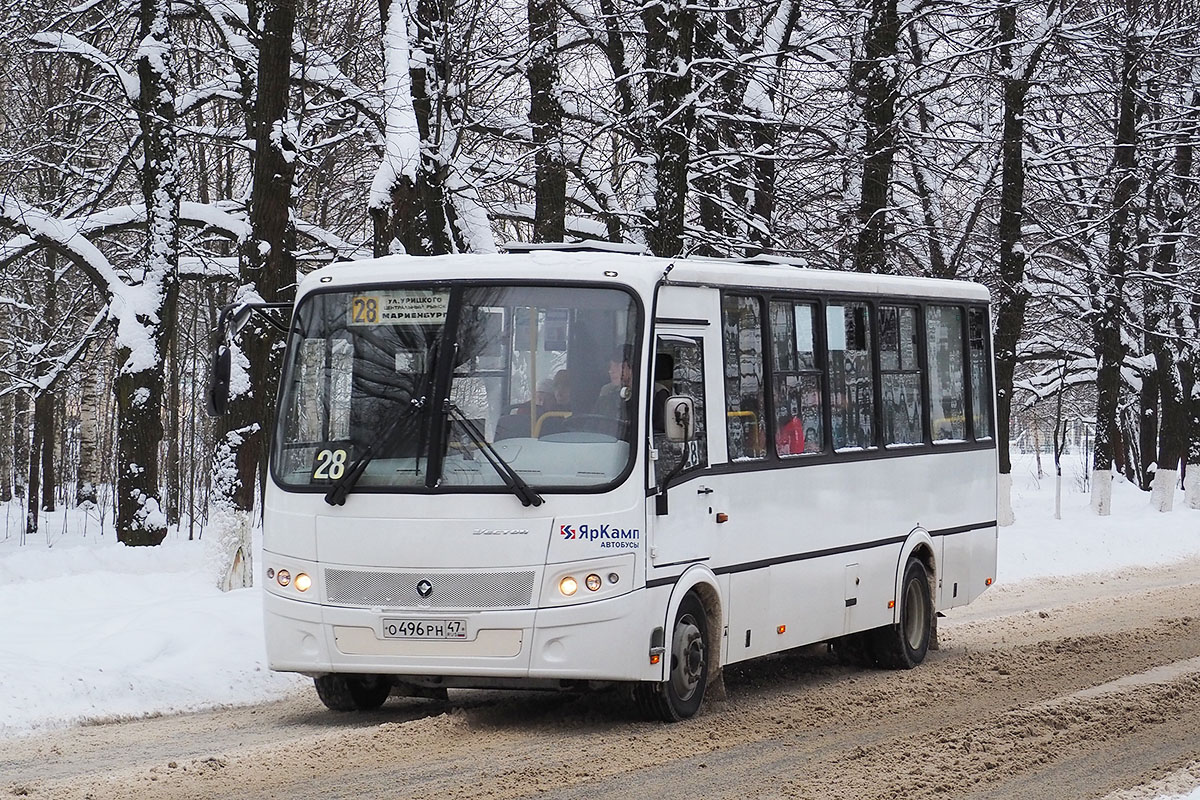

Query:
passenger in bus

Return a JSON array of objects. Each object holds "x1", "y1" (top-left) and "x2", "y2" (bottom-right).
[
  {"x1": 593, "y1": 345, "x2": 634, "y2": 420},
  {"x1": 548, "y1": 369, "x2": 571, "y2": 411},
  {"x1": 776, "y1": 394, "x2": 806, "y2": 455}
]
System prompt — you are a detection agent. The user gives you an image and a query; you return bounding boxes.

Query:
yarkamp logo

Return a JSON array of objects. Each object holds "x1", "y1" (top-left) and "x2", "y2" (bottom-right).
[{"x1": 559, "y1": 523, "x2": 640, "y2": 549}]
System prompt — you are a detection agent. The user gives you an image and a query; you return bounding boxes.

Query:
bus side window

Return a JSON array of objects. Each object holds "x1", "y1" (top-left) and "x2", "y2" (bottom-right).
[
  {"x1": 769, "y1": 300, "x2": 825, "y2": 457},
  {"x1": 653, "y1": 336, "x2": 707, "y2": 486},
  {"x1": 827, "y1": 302, "x2": 876, "y2": 451},
  {"x1": 968, "y1": 307, "x2": 993, "y2": 440},
  {"x1": 927, "y1": 305, "x2": 967, "y2": 442},
  {"x1": 879, "y1": 305, "x2": 924, "y2": 446},
  {"x1": 722, "y1": 295, "x2": 767, "y2": 461}
]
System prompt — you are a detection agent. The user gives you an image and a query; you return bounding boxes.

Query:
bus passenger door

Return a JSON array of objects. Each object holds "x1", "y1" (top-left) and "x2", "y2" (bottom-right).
[{"x1": 648, "y1": 331, "x2": 718, "y2": 567}]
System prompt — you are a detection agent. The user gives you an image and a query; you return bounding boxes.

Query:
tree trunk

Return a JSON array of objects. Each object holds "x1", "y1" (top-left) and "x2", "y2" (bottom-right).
[
  {"x1": 1138, "y1": 363, "x2": 1158, "y2": 491},
  {"x1": 13, "y1": 390, "x2": 28, "y2": 508},
  {"x1": 76, "y1": 344, "x2": 101, "y2": 506},
  {"x1": 993, "y1": 1, "x2": 1030, "y2": 525},
  {"x1": 0, "y1": 392, "x2": 11, "y2": 503},
  {"x1": 117, "y1": 0, "x2": 180, "y2": 546},
  {"x1": 222, "y1": 0, "x2": 298, "y2": 508},
  {"x1": 850, "y1": 0, "x2": 900, "y2": 274},
  {"x1": 384, "y1": 0, "x2": 466, "y2": 255},
  {"x1": 37, "y1": 254, "x2": 57, "y2": 514},
  {"x1": 37, "y1": 390, "x2": 55, "y2": 513},
  {"x1": 1183, "y1": 357, "x2": 1200, "y2": 509},
  {"x1": 642, "y1": 0, "x2": 695, "y2": 257},
  {"x1": 693, "y1": 7, "x2": 724, "y2": 257},
  {"x1": 1147, "y1": 88, "x2": 1197, "y2": 512},
  {"x1": 528, "y1": 0, "x2": 566, "y2": 243},
  {"x1": 166, "y1": 309, "x2": 181, "y2": 525},
  {"x1": 212, "y1": 0, "x2": 298, "y2": 588},
  {"x1": 26, "y1": 414, "x2": 40, "y2": 536},
  {"x1": 1091, "y1": 12, "x2": 1139, "y2": 516}
]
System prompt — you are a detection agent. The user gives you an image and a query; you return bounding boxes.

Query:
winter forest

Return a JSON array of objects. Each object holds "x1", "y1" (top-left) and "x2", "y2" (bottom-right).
[{"x1": 0, "y1": 0, "x2": 1197, "y2": 571}]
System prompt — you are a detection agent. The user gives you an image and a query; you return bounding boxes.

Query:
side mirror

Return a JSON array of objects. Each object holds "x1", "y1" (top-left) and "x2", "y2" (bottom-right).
[
  {"x1": 205, "y1": 344, "x2": 232, "y2": 417},
  {"x1": 204, "y1": 300, "x2": 292, "y2": 418},
  {"x1": 664, "y1": 396, "x2": 695, "y2": 443}
]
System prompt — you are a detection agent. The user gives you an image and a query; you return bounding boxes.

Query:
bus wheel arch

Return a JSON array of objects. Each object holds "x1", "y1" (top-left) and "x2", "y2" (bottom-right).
[
  {"x1": 895, "y1": 529, "x2": 937, "y2": 622},
  {"x1": 636, "y1": 571, "x2": 723, "y2": 721}
]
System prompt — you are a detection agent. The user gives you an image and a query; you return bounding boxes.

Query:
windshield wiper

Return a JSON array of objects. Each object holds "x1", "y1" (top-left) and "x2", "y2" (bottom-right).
[
  {"x1": 324, "y1": 395, "x2": 427, "y2": 506},
  {"x1": 443, "y1": 401, "x2": 543, "y2": 508}
]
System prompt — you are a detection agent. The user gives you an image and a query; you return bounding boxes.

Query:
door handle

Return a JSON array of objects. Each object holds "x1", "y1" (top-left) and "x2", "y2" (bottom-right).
[{"x1": 697, "y1": 486, "x2": 713, "y2": 495}]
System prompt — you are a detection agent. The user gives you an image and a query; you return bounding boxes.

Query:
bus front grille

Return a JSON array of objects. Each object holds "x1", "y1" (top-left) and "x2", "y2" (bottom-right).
[{"x1": 324, "y1": 569, "x2": 536, "y2": 609}]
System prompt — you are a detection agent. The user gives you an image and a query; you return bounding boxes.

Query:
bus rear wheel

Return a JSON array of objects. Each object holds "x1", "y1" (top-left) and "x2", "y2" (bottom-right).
[
  {"x1": 634, "y1": 593, "x2": 709, "y2": 722},
  {"x1": 871, "y1": 558, "x2": 933, "y2": 669},
  {"x1": 314, "y1": 674, "x2": 392, "y2": 711}
]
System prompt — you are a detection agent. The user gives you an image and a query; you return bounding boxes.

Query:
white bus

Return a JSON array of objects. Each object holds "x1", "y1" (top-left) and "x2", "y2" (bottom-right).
[{"x1": 209, "y1": 245, "x2": 997, "y2": 721}]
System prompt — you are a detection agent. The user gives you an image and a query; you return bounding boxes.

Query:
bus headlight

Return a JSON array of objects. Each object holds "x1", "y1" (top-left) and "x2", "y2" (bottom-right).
[
  {"x1": 544, "y1": 555, "x2": 634, "y2": 606},
  {"x1": 294, "y1": 573, "x2": 312, "y2": 592},
  {"x1": 276, "y1": 569, "x2": 291, "y2": 587}
]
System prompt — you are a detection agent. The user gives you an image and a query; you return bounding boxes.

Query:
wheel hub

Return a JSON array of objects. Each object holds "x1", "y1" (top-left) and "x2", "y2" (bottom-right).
[{"x1": 671, "y1": 615, "x2": 705, "y2": 701}]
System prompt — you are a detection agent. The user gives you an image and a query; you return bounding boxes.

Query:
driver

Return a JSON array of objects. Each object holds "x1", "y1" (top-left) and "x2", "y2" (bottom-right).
[{"x1": 593, "y1": 345, "x2": 634, "y2": 425}]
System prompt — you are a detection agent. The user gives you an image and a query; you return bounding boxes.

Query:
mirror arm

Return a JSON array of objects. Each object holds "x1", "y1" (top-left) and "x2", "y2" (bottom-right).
[
  {"x1": 654, "y1": 457, "x2": 687, "y2": 516},
  {"x1": 216, "y1": 301, "x2": 292, "y2": 341}
]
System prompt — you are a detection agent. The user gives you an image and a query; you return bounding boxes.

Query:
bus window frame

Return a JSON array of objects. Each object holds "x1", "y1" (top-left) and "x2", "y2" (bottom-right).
[
  {"x1": 707, "y1": 288, "x2": 995, "y2": 479},
  {"x1": 270, "y1": 277, "x2": 647, "y2": 498}
]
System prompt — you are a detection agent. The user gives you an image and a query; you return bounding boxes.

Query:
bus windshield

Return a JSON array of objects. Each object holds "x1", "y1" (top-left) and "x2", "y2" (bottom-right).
[{"x1": 273, "y1": 283, "x2": 641, "y2": 494}]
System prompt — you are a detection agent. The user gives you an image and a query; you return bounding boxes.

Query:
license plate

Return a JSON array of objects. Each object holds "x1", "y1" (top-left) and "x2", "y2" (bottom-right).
[{"x1": 381, "y1": 618, "x2": 467, "y2": 640}]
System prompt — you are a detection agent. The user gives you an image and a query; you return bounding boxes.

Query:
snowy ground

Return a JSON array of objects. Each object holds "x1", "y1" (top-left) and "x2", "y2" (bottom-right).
[{"x1": 1, "y1": 456, "x2": 1198, "y2": 793}]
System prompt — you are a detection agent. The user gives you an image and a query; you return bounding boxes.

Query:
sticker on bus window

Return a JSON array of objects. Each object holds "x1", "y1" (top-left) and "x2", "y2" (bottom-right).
[
  {"x1": 348, "y1": 290, "x2": 449, "y2": 325},
  {"x1": 311, "y1": 442, "x2": 354, "y2": 481}
]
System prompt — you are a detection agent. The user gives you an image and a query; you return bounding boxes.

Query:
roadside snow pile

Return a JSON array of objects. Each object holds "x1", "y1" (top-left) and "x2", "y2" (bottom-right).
[
  {"x1": 0, "y1": 524, "x2": 304, "y2": 739},
  {"x1": 999, "y1": 460, "x2": 1200, "y2": 584}
]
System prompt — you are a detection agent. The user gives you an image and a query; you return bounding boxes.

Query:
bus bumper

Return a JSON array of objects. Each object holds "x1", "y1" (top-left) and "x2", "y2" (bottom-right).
[{"x1": 263, "y1": 588, "x2": 658, "y2": 683}]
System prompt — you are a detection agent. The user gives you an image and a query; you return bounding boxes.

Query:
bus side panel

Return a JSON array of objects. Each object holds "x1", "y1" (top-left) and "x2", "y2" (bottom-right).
[
  {"x1": 709, "y1": 450, "x2": 994, "y2": 661},
  {"x1": 850, "y1": 549, "x2": 902, "y2": 634},
  {"x1": 768, "y1": 559, "x2": 844, "y2": 655},
  {"x1": 968, "y1": 525, "x2": 998, "y2": 604},
  {"x1": 940, "y1": 532, "x2": 972, "y2": 610},
  {"x1": 939, "y1": 526, "x2": 998, "y2": 611},
  {"x1": 726, "y1": 569, "x2": 772, "y2": 663}
]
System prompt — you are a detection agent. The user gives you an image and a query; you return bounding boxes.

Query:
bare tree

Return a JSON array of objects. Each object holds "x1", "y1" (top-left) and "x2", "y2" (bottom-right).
[{"x1": 1089, "y1": 2, "x2": 1139, "y2": 515}]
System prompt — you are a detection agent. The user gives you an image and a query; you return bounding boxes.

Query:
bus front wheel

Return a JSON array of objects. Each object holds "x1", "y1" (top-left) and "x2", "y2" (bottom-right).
[
  {"x1": 314, "y1": 674, "x2": 392, "y2": 711},
  {"x1": 871, "y1": 558, "x2": 933, "y2": 669},
  {"x1": 634, "y1": 593, "x2": 709, "y2": 722}
]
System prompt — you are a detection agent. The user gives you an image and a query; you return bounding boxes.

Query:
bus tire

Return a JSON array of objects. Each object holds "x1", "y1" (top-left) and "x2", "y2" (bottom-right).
[
  {"x1": 314, "y1": 674, "x2": 392, "y2": 711},
  {"x1": 871, "y1": 558, "x2": 933, "y2": 669},
  {"x1": 633, "y1": 593, "x2": 709, "y2": 721}
]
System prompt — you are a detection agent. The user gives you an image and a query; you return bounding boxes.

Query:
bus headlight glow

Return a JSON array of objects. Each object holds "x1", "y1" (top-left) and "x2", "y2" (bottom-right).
[
  {"x1": 559, "y1": 576, "x2": 578, "y2": 596},
  {"x1": 294, "y1": 573, "x2": 312, "y2": 592},
  {"x1": 276, "y1": 569, "x2": 291, "y2": 587},
  {"x1": 585, "y1": 574, "x2": 602, "y2": 592}
]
